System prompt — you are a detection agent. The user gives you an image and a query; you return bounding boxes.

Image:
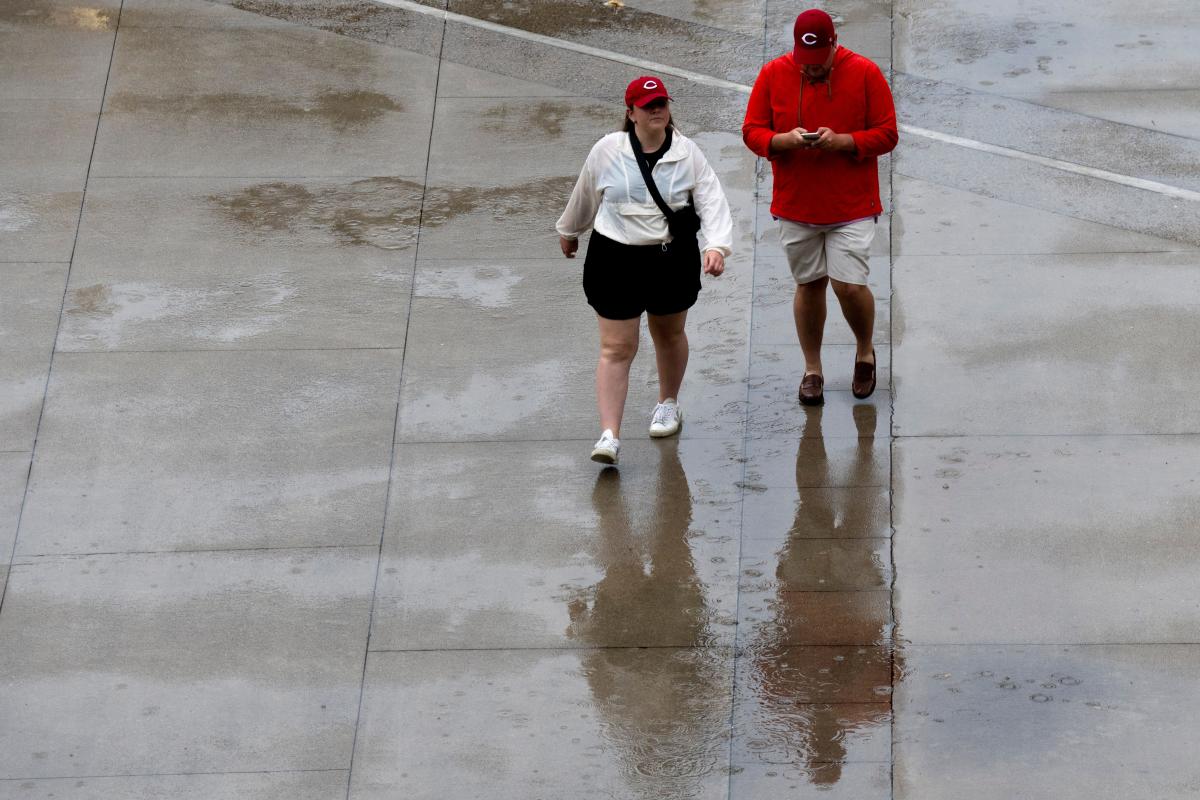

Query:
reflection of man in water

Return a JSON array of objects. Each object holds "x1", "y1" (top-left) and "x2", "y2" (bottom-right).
[
  {"x1": 566, "y1": 444, "x2": 727, "y2": 797},
  {"x1": 748, "y1": 405, "x2": 890, "y2": 786}
]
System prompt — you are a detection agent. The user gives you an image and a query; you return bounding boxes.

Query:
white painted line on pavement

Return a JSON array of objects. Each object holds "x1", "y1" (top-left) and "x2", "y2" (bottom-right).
[
  {"x1": 380, "y1": 0, "x2": 1200, "y2": 203},
  {"x1": 376, "y1": 0, "x2": 751, "y2": 93},
  {"x1": 901, "y1": 124, "x2": 1200, "y2": 203}
]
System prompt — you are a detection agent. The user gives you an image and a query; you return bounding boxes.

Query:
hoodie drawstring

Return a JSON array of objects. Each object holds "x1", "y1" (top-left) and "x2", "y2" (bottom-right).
[{"x1": 798, "y1": 67, "x2": 834, "y2": 130}]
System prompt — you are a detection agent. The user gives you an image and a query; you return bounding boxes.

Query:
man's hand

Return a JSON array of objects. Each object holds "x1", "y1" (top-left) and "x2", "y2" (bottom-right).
[
  {"x1": 703, "y1": 250, "x2": 725, "y2": 276},
  {"x1": 811, "y1": 127, "x2": 857, "y2": 152},
  {"x1": 560, "y1": 236, "x2": 579, "y2": 258},
  {"x1": 772, "y1": 127, "x2": 813, "y2": 152},
  {"x1": 772, "y1": 127, "x2": 857, "y2": 152}
]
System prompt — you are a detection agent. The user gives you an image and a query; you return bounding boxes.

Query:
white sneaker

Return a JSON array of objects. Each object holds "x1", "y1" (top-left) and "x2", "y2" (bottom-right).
[
  {"x1": 649, "y1": 399, "x2": 683, "y2": 438},
  {"x1": 590, "y1": 429, "x2": 620, "y2": 464}
]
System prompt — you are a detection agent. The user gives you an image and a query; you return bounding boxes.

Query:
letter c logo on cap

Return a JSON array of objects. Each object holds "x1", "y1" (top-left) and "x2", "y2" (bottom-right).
[
  {"x1": 644, "y1": 80, "x2": 658, "y2": 89},
  {"x1": 801, "y1": 32, "x2": 819, "y2": 45}
]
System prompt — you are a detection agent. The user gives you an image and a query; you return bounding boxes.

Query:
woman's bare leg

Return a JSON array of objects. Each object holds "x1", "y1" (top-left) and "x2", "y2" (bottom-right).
[
  {"x1": 596, "y1": 315, "x2": 642, "y2": 436},
  {"x1": 646, "y1": 310, "x2": 689, "y2": 402}
]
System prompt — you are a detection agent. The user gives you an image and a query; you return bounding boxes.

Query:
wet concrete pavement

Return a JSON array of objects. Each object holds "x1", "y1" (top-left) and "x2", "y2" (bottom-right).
[{"x1": 1, "y1": 0, "x2": 1198, "y2": 798}]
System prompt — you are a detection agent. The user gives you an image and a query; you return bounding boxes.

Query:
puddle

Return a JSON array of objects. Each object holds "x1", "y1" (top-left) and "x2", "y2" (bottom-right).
[
  {"x1": 481, "y1": 101, "x2": 610, "y2": 139},
  {"x1": 69, "y1": 284, "x2": 113, "y2": 313},
  {"x1": 107, "y1": 90, "x2": 403, "y2": 131},
  {"x1": 567, "y1": 445, "x2": 730, "y2": 792},
  {"x1": 740, "y1": 405, "x2": 894, "y2": 787},
  {"x1": 63, "y1": 278, "x2": 303, "y2": 346},
  {"x1": 422, "y1": 176, "x2": 578, "y2": 227},
  {"x1": 0, "y1": 196, "x2": 36, "y2": 232},
  {"x1": 0, "y1": 190, "x2": 80, "y2": 237},
  {"x1": 567, "y1": 447, "x2": 718, "y2": 648},
  {"x1": 231, "y1": 0, "x2": 387, "y2": 26},
  {"x1": 210, "y1": 175, "x2": 575, "y2": 251},
  {"x1": 416, "y1": 264, "x2": 524, "y2": 309},
  {"x1": 210, "y1": 179, "x2": 422, "y2": 250}
]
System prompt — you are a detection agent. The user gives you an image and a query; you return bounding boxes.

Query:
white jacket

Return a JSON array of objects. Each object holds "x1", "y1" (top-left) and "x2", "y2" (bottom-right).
[{"x1": 556, "y1": 130, "x2": 733, "y2": 257}]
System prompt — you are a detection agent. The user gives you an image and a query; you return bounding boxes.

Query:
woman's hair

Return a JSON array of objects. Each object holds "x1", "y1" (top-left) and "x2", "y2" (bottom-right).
[{"x1": 621, "y1": 107, "x2": 676, "y2": 132}]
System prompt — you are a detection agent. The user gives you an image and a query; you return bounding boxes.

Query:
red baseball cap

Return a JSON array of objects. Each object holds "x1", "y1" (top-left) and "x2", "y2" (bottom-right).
[
  {"x1": 793, "y1": 9, "x2": 836, "y2": 65},
  {"x1": 625, "y1": 75, "x2": 671, "y2": 108}
]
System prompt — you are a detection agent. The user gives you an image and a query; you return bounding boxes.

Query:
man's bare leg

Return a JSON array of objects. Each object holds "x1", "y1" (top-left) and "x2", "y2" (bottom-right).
[
  {"x1": 794, "y1": 276, "x2": 829, "y2": 376},
  {"x1": 830, "y1": 279, "x2": 875, "y2": 364}
]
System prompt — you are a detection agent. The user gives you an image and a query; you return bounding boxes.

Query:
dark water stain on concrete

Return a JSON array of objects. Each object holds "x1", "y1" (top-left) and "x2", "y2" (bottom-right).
[
  {"x1": 232, "y1": 0, "x2": 386, "y2": 27},
  {"x1": 210, "y1": 175, "x2": 576, "y2": 249},
  {"x1": 68, "y1": 284, "x2": 113, "y2": 314},
  {"x1": 107, "y1": 90, "x2": 403, "y2": 131},
  {"x1": 210, "y1": 179, "x2": 422, "y2": 249},
  {"x1": 313, "y1": 90, "x2": 403, "y2": 126},
  {"x1": 1, "y1": 2, "x2": 116, "y2": 30},
  {"x1": 215, "y1": 183, "x2": 322, "y2": 231},
  {"x1": 481, "y1": 101, "x2": 610, "y2": 138},
  {"x1": 421, "y1": 176, "x2": 578, "y2": 228}
]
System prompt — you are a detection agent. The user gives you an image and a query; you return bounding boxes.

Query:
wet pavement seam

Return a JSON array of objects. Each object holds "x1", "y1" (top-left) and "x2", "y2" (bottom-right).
[
  {"x1": 775, "y1": 589, "x2": 893, "y2": 595},
  {"x1": 367, "y1": 644, "x2": 738, "y2": 654},
  {"x1": 11, "y1": 543, "x2": 382, "y2": 561},
  {"x1": 888, "y1": 4, "x2": 899, "y2": 798},
  {"x1": 51, "y1": 346, "x2": 409, "y2": 355},
  {"x1": 84, "y1": 174, "x2": 429, "y2": 179},
  {"x1": 1040, "y1": 87, "x2": 1200, "y2": 95},
  {"x1": 390, "y1": 434, "x2": 760, "y2": 444},
  {"x1": 888, "y1": 432, "x2": 1200, "y2": 439},
  {"x1": 0, "y1": 768, "x2": 350, "y2": 783},
  {"x1": 898, "y1": 641, "x2": 1200, "y2": 648},
  {"x1": 341, "y1": 9, "x2": 448, "y2": 799},
  {"x1": 896, "y1": 249, "x2": 1193, "y2": 256},
  {"x1": 727, "y1": 6, "x2": 777, "y2": 799},
  {"x1": 0, "y1": 0, "x2": 125, "y2": 622}
]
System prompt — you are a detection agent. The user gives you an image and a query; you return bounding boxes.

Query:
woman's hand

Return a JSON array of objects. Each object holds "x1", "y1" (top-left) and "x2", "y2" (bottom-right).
[
  {"x1": 703, "y1": 250, "x2": 725, "y2": 276},
  {"x1": 560, "y1": 236, "x2": 579, "y2": 258}
]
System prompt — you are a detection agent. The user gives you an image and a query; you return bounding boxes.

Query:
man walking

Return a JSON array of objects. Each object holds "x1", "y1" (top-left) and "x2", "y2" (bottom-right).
[{"x1": 743, "y1": 8, "x2": 898, "y2": 405}]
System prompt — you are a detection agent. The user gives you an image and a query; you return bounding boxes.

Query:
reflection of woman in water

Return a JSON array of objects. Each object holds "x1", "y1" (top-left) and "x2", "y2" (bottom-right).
[
  {"x1": 747, "y1": 405, "x2": 890, "y2": 787},
  {"x1": 566, "y1": 443, "x2": 728, "y2": 797}
]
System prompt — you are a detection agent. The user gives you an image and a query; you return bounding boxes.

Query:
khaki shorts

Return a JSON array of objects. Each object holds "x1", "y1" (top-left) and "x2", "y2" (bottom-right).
[{"x1": 778, "y1": 217, "x2": 876, "y2": 286}]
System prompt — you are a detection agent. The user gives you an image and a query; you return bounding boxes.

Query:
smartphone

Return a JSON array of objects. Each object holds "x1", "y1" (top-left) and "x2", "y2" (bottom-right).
[{"x1": 800, "y1": 132, "x2": 821, "y2": 141}]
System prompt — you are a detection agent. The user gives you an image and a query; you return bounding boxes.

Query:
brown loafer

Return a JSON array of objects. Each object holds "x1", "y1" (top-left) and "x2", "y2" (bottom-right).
[
  {"x1": 799, "y1": 373, "x2": 824, "y2": 406},
  {"x1": 852, "y1": 349, "x2": 877, "y2": 399}
]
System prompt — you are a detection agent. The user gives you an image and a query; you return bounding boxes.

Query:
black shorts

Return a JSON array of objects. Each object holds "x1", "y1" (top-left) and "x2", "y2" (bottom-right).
[{"x1": 582, "y1": 231, "x2": 702, "y2": 320}]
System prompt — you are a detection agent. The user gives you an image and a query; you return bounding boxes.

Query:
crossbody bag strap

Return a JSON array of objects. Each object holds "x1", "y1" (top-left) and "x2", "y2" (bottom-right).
[{"x1": 628, "y1": 129, "x2": 675, "y2": 222}]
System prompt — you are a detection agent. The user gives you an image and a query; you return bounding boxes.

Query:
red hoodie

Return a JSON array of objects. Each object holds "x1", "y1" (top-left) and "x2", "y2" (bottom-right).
[{"x1": 743, "y1": 47, "x2": 898, "y2": 225}]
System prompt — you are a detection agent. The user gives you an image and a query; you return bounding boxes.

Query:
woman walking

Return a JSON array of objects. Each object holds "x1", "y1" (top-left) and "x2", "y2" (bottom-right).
[{"x1": 557, "y1": 76, "x2": 733, "y2": 465}]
